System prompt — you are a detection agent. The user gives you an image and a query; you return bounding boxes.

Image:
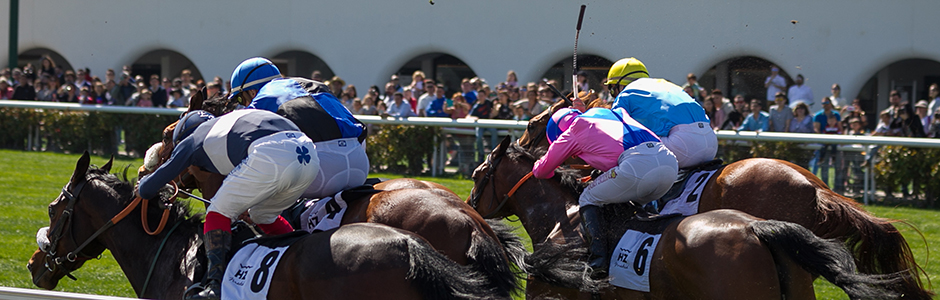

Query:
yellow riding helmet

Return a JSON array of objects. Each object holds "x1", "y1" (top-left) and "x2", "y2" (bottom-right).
[{"x1": 604, "y1": 57, "x2": 650, "y2": 85}]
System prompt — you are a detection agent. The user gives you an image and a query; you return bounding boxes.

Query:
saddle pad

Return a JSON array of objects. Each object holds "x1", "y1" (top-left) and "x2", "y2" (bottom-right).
[
  {"x1": 299, "y1": 191, "x2": 348, "y2": 232},
  {"x1": 222, "y1": 243, "x2": 290, "y2": 300},
  {"x1": 659, "y1": 169, "x2": 718, "y2": 216},
  {"x1": 609, "y1": 230, "x2": 662, "y2": 292}
]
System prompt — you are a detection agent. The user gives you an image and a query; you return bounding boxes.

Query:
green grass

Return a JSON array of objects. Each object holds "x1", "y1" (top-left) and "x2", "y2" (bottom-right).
[{"x1": 1, "y1": 149, "x2": 936, "y2": 299}]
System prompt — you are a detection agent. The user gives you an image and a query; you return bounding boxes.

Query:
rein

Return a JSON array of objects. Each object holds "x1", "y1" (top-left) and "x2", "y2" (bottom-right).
[
  {"x1": 43, "y1": 179, "x2": 179, "y2": 281},
  {"x1": 469, "y1": 149, "x2": 534, "y2": 219}
]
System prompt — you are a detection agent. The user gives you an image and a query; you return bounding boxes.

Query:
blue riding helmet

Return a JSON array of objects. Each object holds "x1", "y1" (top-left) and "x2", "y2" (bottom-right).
[
  {"x1": 229, "y1": 57, "x2": 281, "y2": 99},
  {"x1": 546, "y1": 108, "x2": 581, "y2": 143},
  {"x1": 173, "y1": 110, "x2": 215, "y2": 145}
]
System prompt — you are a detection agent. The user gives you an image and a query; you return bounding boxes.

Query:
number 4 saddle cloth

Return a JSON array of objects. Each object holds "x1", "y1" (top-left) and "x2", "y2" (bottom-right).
[{"x1": 222, "y1": 231, "x2": 307, "y2": 300}]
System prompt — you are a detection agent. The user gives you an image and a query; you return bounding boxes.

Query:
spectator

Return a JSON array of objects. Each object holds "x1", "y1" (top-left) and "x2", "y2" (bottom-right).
[
  {"x1": 340, "y1": 84, "x2": 358, "y2": 111},
  {"x1": 376, "y1": 101, "x2": 388, "y2": 116},
  {"x1": 788, "y1": 101, "x2": 814, "y2": 133},
  {"x1": 12, "y1": 69, "x2": 37, "y2": 100},
  {"x1": 682, "y1": 73, "x2": 707, "y2": 103},
  {"x1": 711, "y1": 89, "x2": 734, "y2": 122},
  {"x1": 403, "y1": 87, "x2": 417, "y2": 112},
  {"x1": 75, "y1": 86, "x2": 92, "y2": 104},
  {"x1": 720, "y1": 95, "x2": 746, "y2": 130},
  {"x1": 915, "y1": 100, "x2": 931, "y2": 133},
  {"x1": 928, "y1": 83, "x2": 939, "y2": 117},
  {"x1": 738, "y1": 99, "x2": 770, "y2": 131},
  {"x1": 845, "y1": 117, "x2": 866, "y2": 135},
  {"x1": 358, "y1": 95, "x2": 378, "y2": 115},
  {"x1": 110, "y1": 72, "x2": 135, "y2": 105},
  {"x1": 514, "y1": 89, "x2": 546, "y2": 119},
  {"x1": 446, "y1": 93, "x2": 471, "y2": 119},
  {"x1": 504, "y1": 70, "x2": 518, "y2": 88},
  {"x1": 0, "y1": 77, "x2": 12, "y2": 99},
  {"x1": 56, "y1": 82, "x2": 76, "y2": 102},
  {"x1": 310, "y1": 70, "x2": 323, "y2": 82},
  {"x1": 811, "y1": 97, "x2": 840, "y2": 185},
  {"x1": 409, "y1": 71, "x2": 426, "y2": 97},
  {"x1": 512, "y1": 104, "x2": 528, "y2": 121},
  {"x1": 872, "y1": 110, "x2": 900, "y2": 137},
  {"x1": 36, "y1": 76, "x2": 56, "y2": 101},
  {"x1": 828, "y1": 84, "x2": 845, "y2": 108},
  {"x1": 887, "y1": 90, "x2": 905, "y2": 131},
  {"x1": 702, "y1": 95, "x2": 719, "y2": 130},
  {"x1": 73, "y1": 69, "x2": 91, "y2": 90},
  {"x1": 788, "y1": 74, "x2": 814, "y2": 109},
  {"x1": 493, "y1": 89, "x2": 514, "y2": 120},
  {"x1": 897, "y1": 101, "x2": 926, "y2": 137},
  {"x1": 168, "y1": 88, "x2": 185, "y2": 107},
  {"x1": 126, "y1": 81, "x2": 147, "y2": 106},
  {"x1": 380, "y1": 82, "x2": 396, "y2": 106},
  {"x1": 839, "y1": 98, "x2": 867, "y2": 130},
  {"x1": 768, "y1": 92, "x2": 793, "y2": 132},
  {"x1": 426, "y1": 85, "x2": 451, "y2": 118},
  {"x1": 206, "y1": 81, "x2": 222, "y2": 99},
  {"x1": 384, "y1": 92, "x2": 415, "y2": 118},
  {"x1": 461, "y1": 78, "x2": 478, "y2": 105},
  {"x1": 351, "y1": 99, "x2": 363, "y2": 114},
  {"x1": 135, "y1": 89, "x2": 153, "y2": 107},
  {"x1": 764, "y1": 65, "x2": 787, "y2": 102},
  {"x1": 469, "y1": 87, "x2": 497, "y2": 163},
  {"x1": 575, "y1": 70, "x2": 590, "y2": 93},
  {"x1": 105, "y1": 69, "x2": 116, "y2": 84},
  {"x1": 92, "y1": 82, "x2": 108, "y2": 104},
  {"x1": 39, "y1": 55, "x2": 56, "y2": 78},
  {"x1": 927, "y1": 108, "x2": 940, "y2": 138},
  {"x1": 390, "y1": 74, "x2": 402, "y2": 92},
  {"x1": 416, "y1": 79, "x2": 436, "y2": 117},
  {"x1": 148, "y1": 75, "x2": 168, "y2": 107},
  {"x1": 180, "y1": 69, "x2": 197, "y2": 96},
  {"x1": 328, "y1": 76, "x2": 345, "y2": 98}
]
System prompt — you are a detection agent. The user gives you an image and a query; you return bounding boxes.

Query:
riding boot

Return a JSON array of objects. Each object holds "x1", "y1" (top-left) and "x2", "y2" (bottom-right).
[
  {"x1": 185, "y1": 229, "x2": 231, "y2": 300},
  {"x1": 580, "y1": 205, "x2": 609, "y2": 279}
]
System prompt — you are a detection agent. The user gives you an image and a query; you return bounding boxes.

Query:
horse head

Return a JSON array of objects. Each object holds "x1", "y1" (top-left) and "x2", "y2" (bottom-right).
[{"x1": 28, "y1": 152, "x2": 109, "y2": 290}]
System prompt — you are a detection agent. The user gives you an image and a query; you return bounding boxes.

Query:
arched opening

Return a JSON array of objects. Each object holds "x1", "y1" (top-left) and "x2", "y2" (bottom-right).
[
  {"x1": 131, "y1": 49, "x2": 202, "y2": 83},
  {"x1": 272, "y1": 51, "x2": 333, "y2": 80},
  {"x1": 700, "y1": 56, "x2": 792, "y2": 103},
  {"x1": 17, "y1": 48, "x2": 73, "y2": 75},
  {"x1": 540, "y1": 55, "x2": 614, "y2": 95},
  {"x1": 396, "y1": 53, "x2": 475, "y2": 96},
  {"x1": 857, "y1": 58, "x2": 940, "y2": 128}
]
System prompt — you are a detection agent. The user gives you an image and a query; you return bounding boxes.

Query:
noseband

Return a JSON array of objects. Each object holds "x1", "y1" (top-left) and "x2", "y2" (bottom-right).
[{"x1": 469, "y1": 149, "x2": 533, "y2": 219}]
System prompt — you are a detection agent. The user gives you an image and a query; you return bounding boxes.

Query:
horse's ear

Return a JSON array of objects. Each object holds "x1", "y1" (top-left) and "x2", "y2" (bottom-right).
[
  {"x1": 493, "y1": 135, "x2": 512, "y2": 158},
  {"x1": 101, "y1": 155, "x2": 114, "y2": 173},
  {"x1": 71, "y1": 151, "x2": 91, "y2": 185},
  {"x1": 188, "y1": 87, "x2": 207, "y2": 112}
]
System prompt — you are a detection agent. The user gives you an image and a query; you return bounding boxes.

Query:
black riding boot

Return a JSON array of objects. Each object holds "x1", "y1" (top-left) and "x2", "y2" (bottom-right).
[
  {"x1": 185, "y1": 229, "x2": 231, "y2": 300},
  {"x1": 580, "y1": 205, "x2": 609, "y2": 279}
]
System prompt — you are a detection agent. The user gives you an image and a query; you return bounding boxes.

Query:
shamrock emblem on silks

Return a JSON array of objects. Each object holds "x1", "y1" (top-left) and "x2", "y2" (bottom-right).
[{"x1": 296, "y1": 146, "x2": 312, "y2": 165}]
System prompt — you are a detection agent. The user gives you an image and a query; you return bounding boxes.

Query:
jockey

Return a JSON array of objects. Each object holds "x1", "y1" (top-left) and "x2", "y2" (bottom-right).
[
  {"x1": 229, "y1": 57, "x2": 369, "y2": 199},
  {"x1": 532, "y1": 107, "x2": 678, "y2": 278},
  {"x1": 248, "y1": 77, "x2": 369, "y2": 199},
  {"x1": 606, "y1": 57, "x2": 718, "y2": 168},
  {"x1": 137, "y1": 109, "x2": 320, "y2": 300}
]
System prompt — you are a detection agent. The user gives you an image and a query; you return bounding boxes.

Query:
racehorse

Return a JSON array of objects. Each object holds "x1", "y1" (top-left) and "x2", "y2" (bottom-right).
[
  {"x1": 513, "y1": 99, "x2": 931, "y2": 299},
  {"x1": 468, "y1": 138, "x2": 903, "y2": 299},
  {"x1": 136, "y1": 90, "x2": 526, "y2": 296},
  {"x1": 27, "y1": 152, "x2": 504, "y2": 299}
]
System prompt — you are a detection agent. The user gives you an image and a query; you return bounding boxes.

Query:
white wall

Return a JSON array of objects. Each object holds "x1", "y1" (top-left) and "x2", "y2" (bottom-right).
[{"x1": 2, "y1": 0, "x2": 939, "y2": 111}]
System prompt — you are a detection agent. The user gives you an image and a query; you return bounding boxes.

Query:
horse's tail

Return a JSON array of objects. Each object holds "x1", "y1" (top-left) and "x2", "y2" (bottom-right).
[
  {"x1": 485, "y1": 219, "x2": 528, "y2": 272},
  {"x1": 523, "y1": 242, "x2": 607, "y2": 293},
  {"x1": 814, "y1": 188, "x2": 933, "y2": 299},
  {"x1": 749, "y1": 219, "x2": 904, "y2": 300},
  {"x1": 406, "y1": 234, "x2": 498, "y2": 300},
  {"x1": 464, "y1": 220, "x2": 524, "y2": 297}
]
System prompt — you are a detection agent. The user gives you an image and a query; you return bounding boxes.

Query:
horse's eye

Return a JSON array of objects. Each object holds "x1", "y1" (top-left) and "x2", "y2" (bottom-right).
[{"x1": 48, "y1": 206, "x2": 54, "y2": 219}]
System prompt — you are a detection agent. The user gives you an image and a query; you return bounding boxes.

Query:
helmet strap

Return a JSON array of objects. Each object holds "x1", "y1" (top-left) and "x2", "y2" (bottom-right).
[{"x1": 237, "y1": 62, "x2": 274, "y2": 95}]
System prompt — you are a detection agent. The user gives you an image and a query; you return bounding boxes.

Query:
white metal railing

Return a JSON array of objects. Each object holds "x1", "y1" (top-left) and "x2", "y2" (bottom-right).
[
  {"x1": 0, "y1": 287, "x2": 136, "y2": 300},
  {"x1": 4, "y1": 100, "x2": 940, "y2": 204}
]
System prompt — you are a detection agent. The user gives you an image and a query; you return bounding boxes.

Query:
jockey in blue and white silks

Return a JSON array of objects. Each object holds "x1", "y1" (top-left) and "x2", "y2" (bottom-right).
[
  {"x1": 249, "y1": 77, "x2": 369, "y2": 199},
  {"x1": 607, "y1": 59, "x2": 718, "y2": 169}
]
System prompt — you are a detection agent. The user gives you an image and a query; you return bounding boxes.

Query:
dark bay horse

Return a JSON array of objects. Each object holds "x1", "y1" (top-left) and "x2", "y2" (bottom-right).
[
  {"x1": 468, "y1": 139, "x2": 902, "y2": 299},
  {"x1": 135, "y1": 91, "x2": 525, "y2": 296},
  {"x1": 27, "y1": 152, "x2": 502, "y2": 299},
  {"x1": 514, "y1": 100, "x2": 931, "y2": 299}
]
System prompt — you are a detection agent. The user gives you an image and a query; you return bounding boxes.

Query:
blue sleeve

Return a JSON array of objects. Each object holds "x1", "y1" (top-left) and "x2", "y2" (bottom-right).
[
  {"x1": 760, "y1": 113, "x2": 770, "y2": 131},
  {"x1": 138, "y1": 139, "x2": 196, "y2": 199}
]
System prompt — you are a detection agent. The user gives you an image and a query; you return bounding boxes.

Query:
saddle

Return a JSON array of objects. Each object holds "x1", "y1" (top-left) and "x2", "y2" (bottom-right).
[
  {"x1": 280, "y1": 179, "x2": 385, "y2": 230},
  {"x1": 656, "y1": 159, "x2": 724, "y2": 208}
]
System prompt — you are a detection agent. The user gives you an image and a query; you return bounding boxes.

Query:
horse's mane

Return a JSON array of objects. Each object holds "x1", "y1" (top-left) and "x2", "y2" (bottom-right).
[
  {"x1": 85, "y1": 166, "x2": 200, "y2": 225},
  {"x1": 504, "y1": 143, "x2": 587, "y2": 195}
]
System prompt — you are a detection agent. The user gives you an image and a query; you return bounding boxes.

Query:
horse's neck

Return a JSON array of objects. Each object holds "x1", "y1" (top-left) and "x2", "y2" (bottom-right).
[
  {"x1": 101, "y1": 219, "x2": 201, "y2": 299},
  {"x1": 514, "y1": 180, "x2": 583, "y2": 246}
]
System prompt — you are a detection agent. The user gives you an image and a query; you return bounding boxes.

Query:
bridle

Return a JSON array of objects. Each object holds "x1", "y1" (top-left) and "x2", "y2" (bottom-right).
[
  {"x1": 40, "y1": 177, "x2": 179, "y2": 282},
  {"x1": 469, "y1": 146, "x2": 533, "y2": 219}
]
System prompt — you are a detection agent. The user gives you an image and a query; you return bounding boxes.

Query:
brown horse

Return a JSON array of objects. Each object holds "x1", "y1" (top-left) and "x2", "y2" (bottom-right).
[
  {"x1": 136, "y1": 91, "x2": 525, "y2": 296},
  {"x1": 27, "y1": 152, "x2": 503, "y2": 299},
  {"x1": 514, "y1": 100, "x2": 931, "y2": 299},
  {"x1": 469, "y1": 138, "x2": 903, "y2": 299}
]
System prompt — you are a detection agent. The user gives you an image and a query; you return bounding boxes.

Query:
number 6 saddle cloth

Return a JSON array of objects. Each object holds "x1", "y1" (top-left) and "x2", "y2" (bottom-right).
[
  {"x1": 604, "y1": 208, "x2": 683, "y2": 293},
  {"x1": 222, "y1": 231, "x2": 307, "y2": 300}
]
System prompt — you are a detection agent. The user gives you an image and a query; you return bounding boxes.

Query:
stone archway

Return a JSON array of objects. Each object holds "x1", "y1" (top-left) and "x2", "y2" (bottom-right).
[
  {"x1": 396, "y1": 53, "x2": 475, "y2": 96},
  {"x1": 539, "y1": 54, "x2": 613, "y2": 95},
  {"x1": 131, "y1": 49, "x2": 202, "y2": 82},
  {"x1": 700, "y1": 56, "x2": 792, "y2": 103},
  {"x1": 272, "y1": 50, "x2": 333, "y2": 80},
  {"x1": 857, "y1": 58, "x2": 940, "y2": 127},
  {"x1": 17, "y1": 48, "x2": 73, "y2": 74}
]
